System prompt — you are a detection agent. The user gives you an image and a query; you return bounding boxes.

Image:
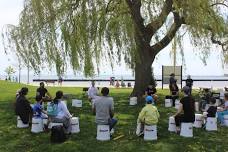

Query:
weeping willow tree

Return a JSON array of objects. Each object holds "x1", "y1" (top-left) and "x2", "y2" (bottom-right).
[{"x1": 2, "y1": 0, "x2": 228, "y2": 97}]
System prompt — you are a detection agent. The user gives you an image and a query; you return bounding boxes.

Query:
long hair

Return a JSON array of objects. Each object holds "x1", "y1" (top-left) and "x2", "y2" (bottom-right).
[{"x1": 53, "y1": 91, "x2": 63, "y2": 104}]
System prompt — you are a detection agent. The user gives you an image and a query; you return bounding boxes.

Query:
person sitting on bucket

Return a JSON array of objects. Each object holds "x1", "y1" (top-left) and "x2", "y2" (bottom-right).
[
  {"x1": 92, "y1": 87, "x2": 117, "y2": 135},
  {"x1": 49, "y1": 91, "x2": 73, "y2": 134},
  {"x1": 33, "y1": 95, "x2": 48, "y2": 118},
  {"x1": 202, "y1": 97, "x2": 217, "y2": 127},
  {"x1": 136, "y1": 96, "x2": 160, "y2": 136},
  {"x1": 33, "y1": 95, "x2": 49, "y2": 130},
  {"x1": 217, "y1": 93, "x2": 228, "y2": 126},
  {"x1": 172, "y1": 86, "x2": 195, "y2": 133},
  {"x1": 144, "y1": 84, "x2": 158, "y2": 103},
  {"x1": 88, "y1": 80, "x2": 99, "y2": 102},
  {"x1": 15, "y1": 87, "x2": 33, "y2": 125}
]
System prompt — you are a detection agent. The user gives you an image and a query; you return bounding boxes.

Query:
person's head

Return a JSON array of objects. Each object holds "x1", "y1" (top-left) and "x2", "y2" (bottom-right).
[
  {"x1": 55, "y1": 91, "x2": 63, "y2": 99},
  {"x1": 209, "y1": 97, "x2": 216, "y2": 105},
  {"x1": 54, "y1": 90, "x2": 63, "y2": 103},
  {"x1": 101, "y1": 87, "x2": 109, "y2": 96},
  {"x1": 91, "y1": 80, "x2": 95, "y2": 87},
  {"x1": 170, "y1": 73, "x2": 175, "y2": 77},
  {"x1": 20, "y1": 87, "x2": 28, "y2": 96},
  {"x1": 145, "y1": 96, "x2": 154, "y2": 104},
  {"x1": 35, "y1": 95, "x2": 43, "y2": 103},
  {"x1": 182, "y1": 86, "x2": 190, "y2": 95},
  {"x1": 40, "y1": 82, "x2": 45, "y2": 88},
  {"x1": 224, "y1": 92, "x2": 228, "y2": 101},
  {"x1": 187, "y1": 75, "x2": 191, "y2": 79}
]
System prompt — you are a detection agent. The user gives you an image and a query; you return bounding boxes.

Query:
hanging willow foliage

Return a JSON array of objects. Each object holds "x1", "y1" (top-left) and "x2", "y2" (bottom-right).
[{"x1": 2, "y1": 0, "x2": 228, "y2": 76}]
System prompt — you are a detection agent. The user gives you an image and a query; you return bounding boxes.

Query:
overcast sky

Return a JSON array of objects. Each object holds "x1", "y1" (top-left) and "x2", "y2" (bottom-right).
[{"x1": 0, "y1": 0, "x2": 226, "y2": 77}]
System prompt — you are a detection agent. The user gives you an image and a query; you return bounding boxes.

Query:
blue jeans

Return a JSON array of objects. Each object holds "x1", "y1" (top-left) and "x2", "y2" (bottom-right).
[
  {"x1": 217, "y1": 110, "x2": 228, "y2": 124},
  {"x1": 108, "y1": 118, "x2": 118, "y2": 130}
]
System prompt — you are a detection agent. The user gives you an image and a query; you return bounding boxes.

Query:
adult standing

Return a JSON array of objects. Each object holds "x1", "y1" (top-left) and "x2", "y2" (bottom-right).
[
  {"x1": 92, "y1": 87, "x2": 117, "y2": 132},
  {"x1": 173, "y1": 86, "x2": 195, "y2": 132},
  {"x1": 36, "y1": 82, "x2": 52, "y2": 102},
  {"x1": 169, "y1": 73, "x2": 179, "y2": 106},
  {"x1": 186, "y1": 75, "x2": 193, "y2": 94},
  {"x1": 15, "y1": 87, "x2": 33, "y2": 124}
]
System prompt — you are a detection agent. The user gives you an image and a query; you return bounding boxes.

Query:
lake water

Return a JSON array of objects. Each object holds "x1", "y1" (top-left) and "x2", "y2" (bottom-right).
[{"x1": 3, "y1": 74, "x2": 227, "y2": 89}]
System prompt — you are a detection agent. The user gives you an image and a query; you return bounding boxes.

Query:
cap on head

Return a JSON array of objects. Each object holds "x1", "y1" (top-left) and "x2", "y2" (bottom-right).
[{"x1": 145, "y1": 96, "x2": 154, "y2": 104}]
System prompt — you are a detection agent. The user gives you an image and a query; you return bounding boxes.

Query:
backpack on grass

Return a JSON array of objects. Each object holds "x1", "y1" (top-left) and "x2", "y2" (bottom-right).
[{"x1": 50, "y1": 125, "x2": 66, "y2": 143}]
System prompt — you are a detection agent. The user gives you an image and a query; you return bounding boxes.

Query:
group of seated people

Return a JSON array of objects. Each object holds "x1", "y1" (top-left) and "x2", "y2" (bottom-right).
[
  {"x1": 15, "y1": 82, "x2": 73, "y2": 134},
  {"x1": 15, "y1": 81, "x2": 119, "y2": 135},
  {"x1": 15, "y1": 80, "x2": 228, "y2": 139}
]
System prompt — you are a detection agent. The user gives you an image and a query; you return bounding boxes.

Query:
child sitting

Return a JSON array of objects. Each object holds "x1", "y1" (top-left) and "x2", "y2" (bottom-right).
[
  {"x1": 33, "y1": 95, "x2": 48, "y2": 118},
  {"x1": 33, "y1": 95, "x2": 49, "y2": 130},
  {"x1": 136, "y1": 96, "x2": 160, "y2": 136}
]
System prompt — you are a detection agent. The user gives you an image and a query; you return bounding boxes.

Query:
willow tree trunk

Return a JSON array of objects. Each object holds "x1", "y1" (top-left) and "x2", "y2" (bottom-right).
[{"x1": 131, "y1": 39, "x2": 156, "y2": 100}]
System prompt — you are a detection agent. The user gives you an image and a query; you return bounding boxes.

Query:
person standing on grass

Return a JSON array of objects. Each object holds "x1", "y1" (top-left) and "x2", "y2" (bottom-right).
[
  {"x1": 186, "y1": 75, "x2": 193, "y2": 94},
  {"x1": 36, "y1": 82, "x2": 52, "y2": 102},
  {"x1": 217, "y1": 93, "x2": 228, "y2": 125},
  {"x1": 136, "y1": 96, "x2": 160, "y2": 136},
  {"x1": 88, "y1": 80, "x2": 99, "y2": 102},
  {"x1": 50, "y1": 91, "x2": 73, "y2": 134},
  {"x1": 173, "y1": 86, "x2": 195, "y2": 133},
  {"x1": 15, "y1": 87, "x2": 33, "y2": 124},
  {"x1": 92, "y1": 87, "x2": 117, "y2": 133}
]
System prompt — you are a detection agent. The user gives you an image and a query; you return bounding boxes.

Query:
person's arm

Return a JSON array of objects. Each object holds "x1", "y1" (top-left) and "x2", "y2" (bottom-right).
[
  {"x1": 61, "y1": 102, "x2": 72, "y2": 118},
  {"x1": 138, "y1": 108, "x2": 146, "y2": 122},
  {"x1": 87, "y1": 88, "x2": 92, "y2": 98},
  {"x1": 173, "y1": 103, "x2": 183, "y2": 117},
  {"x1": 46, "y1": 91, "x2": 52, "y2": 99},
  {"x1": 92, "y1": 101, "x2": 96, "y2": 115},
  {"x1": 109, "y1": 99, "x2": 114, "y2": 118}
]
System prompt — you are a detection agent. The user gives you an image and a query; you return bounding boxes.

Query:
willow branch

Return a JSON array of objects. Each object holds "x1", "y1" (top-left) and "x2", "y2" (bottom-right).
[{"x1": 145, "y1": 0, "x2": 173, "y2": 38}]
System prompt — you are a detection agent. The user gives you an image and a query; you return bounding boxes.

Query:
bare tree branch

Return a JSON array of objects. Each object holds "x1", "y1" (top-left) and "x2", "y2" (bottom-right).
[
  {"x1": 211, "y1": 2, "x2": 228, "y2": 8},
  {"x1": 151, "y1": 12, "x2": 183, "y2": 55}
]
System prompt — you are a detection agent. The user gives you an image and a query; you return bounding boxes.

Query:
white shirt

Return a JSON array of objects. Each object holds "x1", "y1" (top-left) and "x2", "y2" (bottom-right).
[
  {"x1": 225, "y1": 101, "x2": 228, "y2": 108},
  {"x1": 88, "y1": 86, "x2": 98, "y2": 99},
  {"x1": 55, "y1": 101, "x2": 72, "y2": 119}
]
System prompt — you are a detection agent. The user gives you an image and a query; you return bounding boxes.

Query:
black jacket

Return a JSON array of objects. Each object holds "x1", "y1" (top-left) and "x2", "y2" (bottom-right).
[{"x1": 15, "y1": 95, "x2": 32, "y2": 124}]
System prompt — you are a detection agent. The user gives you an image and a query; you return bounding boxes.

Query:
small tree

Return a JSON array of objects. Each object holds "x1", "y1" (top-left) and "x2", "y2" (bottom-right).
[{"x1": 5, "y1": 66, "x2": 16, "y2": 81}]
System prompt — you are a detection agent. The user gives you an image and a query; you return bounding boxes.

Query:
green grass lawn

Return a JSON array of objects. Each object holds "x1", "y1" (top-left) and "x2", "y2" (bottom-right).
[{"x1": 0, "y1": 80, "x2": 227, "y2": 152}]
